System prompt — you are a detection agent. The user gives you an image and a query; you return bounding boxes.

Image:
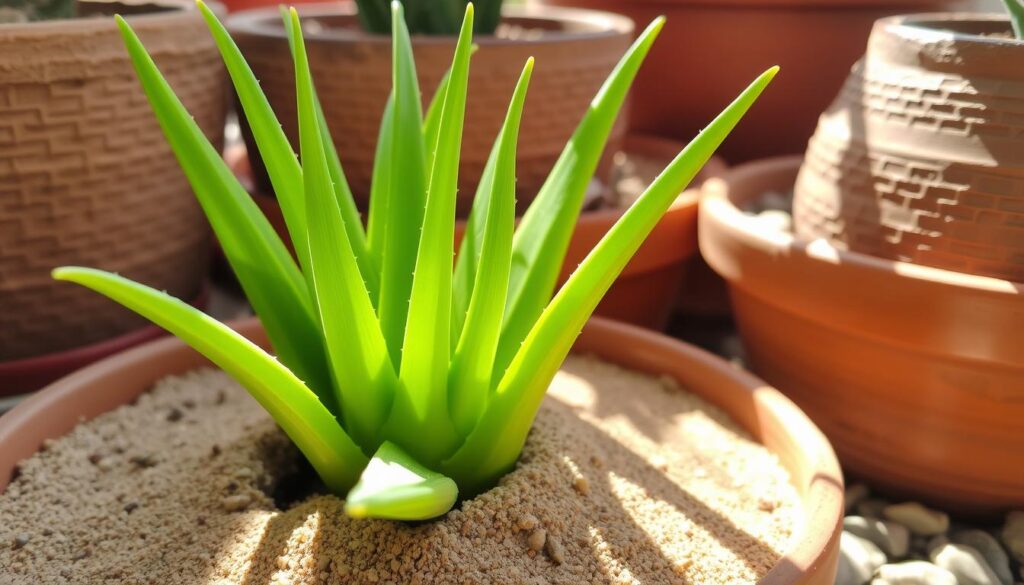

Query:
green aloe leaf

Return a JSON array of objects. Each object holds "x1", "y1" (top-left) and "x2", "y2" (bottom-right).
[
  {"x1": 280, "y1": 6, "x2": 377, "y2": 300},
  {"x1": 385, "y1": 3, "x2": 474, "y2": 464},
  {"x1": 444, "y1": 67, "x2": 780, "y2": 495},
  {"x1": 448, "y1": 57, "x2": 532, "y2": 438},
  {"x1": 196, "y1": 1, "x2": 312, "y2": 278},
  {"x1": 423, "y1": 67, "x2": 452, "y2": 173},
  {"x1": 114, "y1": 15, "x2": 334, "y2": 411},
  {"x1": 376, "y1": 0, "x2": 429, "y2": 366},
  {"x1": 490, "y1": 18, "x2": 665, "y2": 384},
  {"x1": 345, "y1": 441, "x2": 458, "y2": 520},
  {"x1": 292, "y1": 9, "x2": 397, "y2": 450},
  {"x1": 52, "y1": 268, "x2": 366, "y2": 493},
  {"x1": 1002, "y1": 0, "x2": 1024, "y2": 38},
  {"x1": 366, "y1": 91, "x2": 394, "y2": 289}
]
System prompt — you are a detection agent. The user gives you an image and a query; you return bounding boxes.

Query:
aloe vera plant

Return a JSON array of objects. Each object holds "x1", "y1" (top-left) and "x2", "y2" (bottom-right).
[{"x1": 54, "y1": 1, "x2": 776, "y2": 521}]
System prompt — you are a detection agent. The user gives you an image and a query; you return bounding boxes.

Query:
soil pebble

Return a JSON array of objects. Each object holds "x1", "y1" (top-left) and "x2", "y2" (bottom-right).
[
  {"x1": 1002, "y1": 511, "x2": 1024, "y2": 564},
  {"x1": 930, "y1": 542, "x2": 1003, "y2": 585},
  {"x1": 884, "y1": 502, "x2": 949, "y2": 536},
  {"x1": 837, "y1": 531, "x2": 887, "y2": 585},
  {"x1": 951, "y1": 529, "x2": 1015, "y2": 585},
  {"x1": 873, "y1": 560, "x2": 958, "y2": 585},
  {"x1": 845, "y1": 516, "x2": 910, "y2": 559}
]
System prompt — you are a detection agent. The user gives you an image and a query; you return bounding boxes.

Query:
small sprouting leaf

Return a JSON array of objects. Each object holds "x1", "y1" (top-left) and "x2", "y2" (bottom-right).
[
  {"x1": 385, "y1": 3, "x2": 474, "y2": 464},
  {"x1": 491, "y1": 18, "x2": 666, "y2": 384},
  {"x1": 345, "y1": 441, "x2": 458, "y2": 520},
  {"x1": 53, "y1": 267, "x2": 367, "y2": 493},
  {"x1": 115, "y1": 14, "x2": 334, "y2": 411},
  {"x1": 292, "y1": 9, "x2": 397, "y2": 450},
  {"x1": 448, "y1": 57, "x2": 533, "y2": 438},
  {"x1": 444, "y1": 67, "x2": 780, "y2": 495},
  {"x1": 376, "y1": 0, "x2": 429, "y2": 366}
]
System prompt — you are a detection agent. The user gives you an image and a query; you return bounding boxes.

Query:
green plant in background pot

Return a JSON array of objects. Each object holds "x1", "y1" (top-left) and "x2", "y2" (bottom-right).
[
  {"x1": 0, "y1": 0, "x2": 72, "y2": 22},
  {"x1": 355, "y1": 0, "x2": 503, "y2": 34},
  {"x1": 56, "y1": 0, "x2": 775, "y2": 520}
]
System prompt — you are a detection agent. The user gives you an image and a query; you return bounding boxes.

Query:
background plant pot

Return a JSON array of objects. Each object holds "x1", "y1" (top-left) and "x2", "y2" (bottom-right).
[
  {"x1": 0, "y1": 315, "x2": 842, "y2": 584},
  {"x1": 536, "y1": 0, "x2": 971, "y2": 164},
  {"x1": 223, "y1": 133, "x2": 722, "y2": 330},
  {"x1": 0, "y1": 286, "x2": 209, "y2": 400},
  {"x1": 795, "y1": 14, "x2": 1024, "y2": 282},
  {"x1": 227, "y1": 2, "x2": 633, "y2": 216},
  {"x1": 0, "y1": 0, "x2": 228, "y2": 361},
  {"x1": 219, "y1": 0, "x2": 324, "y2": 12},
  {"x1": 701, "y1": 155, "x2": 1024, "y2": 516}
]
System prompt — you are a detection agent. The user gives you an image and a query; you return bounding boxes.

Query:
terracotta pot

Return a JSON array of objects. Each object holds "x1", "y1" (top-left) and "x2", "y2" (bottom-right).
[
  {"x1": 227, "y1": 2, "x2": 632, "y2": 215},
  {"x1": 701, "y1": 155, "x2": 1024, "y2": 516},
  {"x1": 0, "y1": 0, "x2": 228, "y2": 360},
  {"x1": 795, "y1": 14, "x2": 1024, "y2": 282},
  {"x1": 0, "y1": 285, "x2": 210, "y2": 400},
  {"x1": 224, "y1": 134, "x2": 721, "y2": 330},
  {"x1": 0, "y1": 315, "x2": 842, "y2": 583},
  {"x1": 537, "y1": 0, "x2": 970, "y2": 164}
]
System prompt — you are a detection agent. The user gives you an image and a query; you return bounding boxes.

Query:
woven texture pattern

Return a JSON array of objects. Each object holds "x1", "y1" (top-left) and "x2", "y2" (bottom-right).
[
  {"x1": 0, "y1": 6, "x2": 227, "y2": 359},
  {"x1": 231, "y1": 7, "x2": 630, "y2": 215},
  {"x1": 794, "y1": 16, "x2": 1024, "y2": 281}
]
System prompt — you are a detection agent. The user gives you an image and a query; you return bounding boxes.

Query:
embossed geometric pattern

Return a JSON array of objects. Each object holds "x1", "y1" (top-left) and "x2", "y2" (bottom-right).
[
  {"x1": 231, "y1": 9, "x2": 630, "y2": 215},
  {"x1": 794, "y1": 17, "x2": 1024, "y2": 282},
  {"x1": 0, "y1": 7, "x2": 228, "y2": 359}
]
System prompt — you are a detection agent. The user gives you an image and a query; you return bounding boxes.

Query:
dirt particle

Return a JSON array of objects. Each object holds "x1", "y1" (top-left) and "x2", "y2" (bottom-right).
[
  {"x1": 12, "y1": 534, "x2": 29, "y2": 549},
  {"x1": 210, "y1": 445, "x2": 221, "y2": 458},
  {"x1": 183, "y1": 399, "x2": 196, "y2": 410},
  {"x1": 527, "y1": 528, "x2": 546, "y2": 552},
  {"x1": 71, "y1": 549, "x2": 91, "y2": 561},
  {"x1": 129, "y1": 455, "x2": 156, "y2": 469},
  {"x1": 87, "y1": 453, "x2": 103, "y2": 465},
  {"x1": 573, "y1": 476, "x2": 590, "y2": 496},
  {"x1": 759, "y1": 498, "x2": 777, "y2": 512},
  {"x1": 124, "y1": 502, "x2": 139, "y2": 514},
  {"x1": 518, "y1": 514, "x2": 539, "y2": 531},
  {"x1": 545, "y1": 535, "x2": 565, "y2": 565},
  {"x1": 166, "y1": 408, "x2": 184, "y2": 422},
  {"x1": 215, "y1": 390, "x2": 226, "y2": 405},
  {"x1": 222, "y1": 494, "x2": 251, "y2": 512}
]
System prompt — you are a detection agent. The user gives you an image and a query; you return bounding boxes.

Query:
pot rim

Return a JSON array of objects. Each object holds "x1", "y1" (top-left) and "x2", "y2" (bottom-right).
[
  {"x1": 699, "y1": 155, "x2": 1023, "y2": 365},
  {"x1": 0, "y1": 315, "x2": 841, "y2": 584},
  {"x1": 702, "y1": 156, "x2": 1022, "y2": 296},
  {"x1": 0, "y1": 0, "x2": 209, "y2": 33},
  {"x1": 877, "y1": 12, "x2": 1022, "y2": 45},
  {"x1": 0, "y1": 284, "x2": 211, "y2": 396},
  {"x1": 226, "y1": 2, "x2": 634, "y2": 45}
]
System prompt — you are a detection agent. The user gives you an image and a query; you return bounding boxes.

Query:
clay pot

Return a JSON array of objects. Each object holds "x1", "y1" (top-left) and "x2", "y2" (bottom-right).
[
  {"x1": 227, "y1": 2, "x2": 633, "y2": 215},
  {"x1": 219, "y1": 0, "x2": 323, "y2": 12},
  {"x1": 224, "y1": 133, "x2": 722, "y2": 330},
  {"x1": 0, "y1": 315, "x2": 842, "y2": 583},
  {"x1": 701, "y1": 155, "x2": 1024, "y2": 516},
  {"x1": 536, "y1": 0, "x2": 970, "y2": 164},
  {"x1": 795, "y1": 14, "x2": 1024, "y2": 282},
  {"x1": 0, "y1": 0, "x2": 228, "y2": 361}
]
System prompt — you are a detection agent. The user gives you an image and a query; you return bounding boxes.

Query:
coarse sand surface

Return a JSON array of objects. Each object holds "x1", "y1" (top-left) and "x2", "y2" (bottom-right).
[{"x1": 0, "y1": 355, "x2": 799, "y2": 584}]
